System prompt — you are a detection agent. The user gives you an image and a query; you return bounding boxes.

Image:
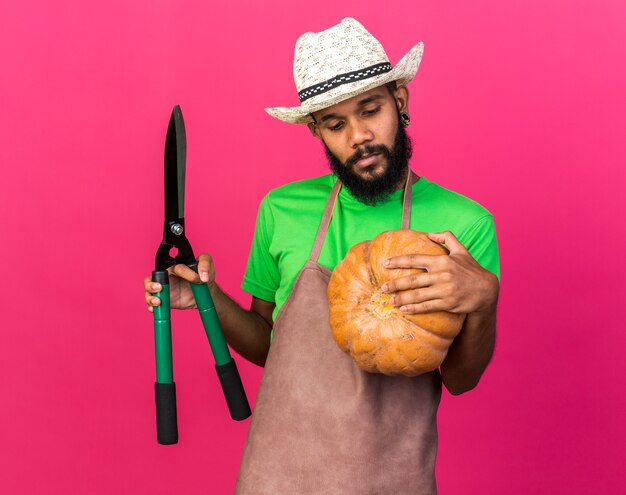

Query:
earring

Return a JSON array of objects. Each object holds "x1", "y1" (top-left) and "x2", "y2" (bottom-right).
[{"x1": 400, "y1": 112, "x2": 411, "y2": 128}]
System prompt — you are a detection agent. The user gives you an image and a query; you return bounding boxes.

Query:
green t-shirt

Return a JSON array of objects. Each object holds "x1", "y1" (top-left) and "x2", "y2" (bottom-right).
[{"x1": 242, "y1": 173, "x2": 500, "y2": 324}]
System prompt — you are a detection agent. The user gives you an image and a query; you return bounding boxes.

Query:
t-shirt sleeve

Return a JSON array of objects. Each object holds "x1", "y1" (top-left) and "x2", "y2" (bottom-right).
[
  {"x1": 241, "y1": 194, "x2": 280, "y2": 302},
  {"x1": 458, "y1": 214, "x2": 501, "y2": 281}
]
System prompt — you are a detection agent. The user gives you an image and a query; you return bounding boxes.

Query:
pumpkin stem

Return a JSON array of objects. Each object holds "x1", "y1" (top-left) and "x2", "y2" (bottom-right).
[{"x1": 368, "y1": 289, "x2": 396, "y2": 319}]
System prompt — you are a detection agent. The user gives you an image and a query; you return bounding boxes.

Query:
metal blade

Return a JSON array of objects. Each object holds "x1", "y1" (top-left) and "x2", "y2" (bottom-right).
[{"x1": 164, "y1": 105, "x2": 186, "y2": 221}]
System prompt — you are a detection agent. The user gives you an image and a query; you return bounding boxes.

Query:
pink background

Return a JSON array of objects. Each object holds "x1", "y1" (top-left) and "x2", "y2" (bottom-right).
[{"x1": 1, "y1": 1, "x2": 625, "y2": 493}]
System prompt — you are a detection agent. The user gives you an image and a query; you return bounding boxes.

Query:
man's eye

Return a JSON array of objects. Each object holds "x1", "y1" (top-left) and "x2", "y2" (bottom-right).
[
  {"x1": 363, "y1": 106, "x2": 381, "y2": 116},
  {"x1": 329, "y1": 122, "x2": 344, "y2": 131}
]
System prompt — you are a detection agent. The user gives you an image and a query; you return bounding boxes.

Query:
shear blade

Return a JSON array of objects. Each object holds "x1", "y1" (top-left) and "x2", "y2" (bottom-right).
[{"x1": 164, "y1": 105, "x2": 187, "y2": 222}]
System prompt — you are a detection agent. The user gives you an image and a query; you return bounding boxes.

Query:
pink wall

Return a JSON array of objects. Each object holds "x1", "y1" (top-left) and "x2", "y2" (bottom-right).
[{"x1": 2, "y1": 1, "x2": 625, "y2": 493}]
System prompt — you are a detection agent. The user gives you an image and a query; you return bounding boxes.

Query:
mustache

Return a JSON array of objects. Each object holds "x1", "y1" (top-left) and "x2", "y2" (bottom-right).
[{"x1": 345, "y1": 144, "x2": 391, "y2": 168}]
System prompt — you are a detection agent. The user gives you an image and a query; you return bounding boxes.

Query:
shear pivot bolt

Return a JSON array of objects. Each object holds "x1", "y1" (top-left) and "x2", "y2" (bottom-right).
[{"x1": 171, "y1": 224, "x2": 184, "y2": 235}]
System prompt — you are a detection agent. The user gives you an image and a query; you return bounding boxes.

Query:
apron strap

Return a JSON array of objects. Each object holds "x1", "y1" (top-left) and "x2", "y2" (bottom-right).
[
  {"x1": 402, "y1": 168, "x2": 414, "y2": 230},
  {"x1": 309, "y1": 177, "x2": 342, "y2": 262}
]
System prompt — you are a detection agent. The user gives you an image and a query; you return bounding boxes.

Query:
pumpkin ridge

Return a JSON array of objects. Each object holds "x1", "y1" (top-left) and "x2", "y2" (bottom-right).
[{"x1": 393, "y1": 312, "x2": 454, "y2": 345}]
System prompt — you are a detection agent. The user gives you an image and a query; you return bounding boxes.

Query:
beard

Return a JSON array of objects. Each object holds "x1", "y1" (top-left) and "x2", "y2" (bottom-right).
[{"x1": 324, "y1": 120, "x2": 413, "y2": 206}]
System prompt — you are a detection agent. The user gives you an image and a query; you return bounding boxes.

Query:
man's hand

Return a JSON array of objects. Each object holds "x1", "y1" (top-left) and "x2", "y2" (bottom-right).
[
  {"x1": 143, "y1": 253, "x2": 217, "y2": 312},
  {"x1": 381, "y1": 231, "x2": 499, "y2": 315}
]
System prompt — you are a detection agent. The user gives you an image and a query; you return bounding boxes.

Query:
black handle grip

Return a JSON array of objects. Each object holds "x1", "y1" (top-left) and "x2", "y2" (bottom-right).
[
  {"x1": 216, "y1": 360, "x2": 251, "y2": 421},
  {"x1": 155, "y1": 382, "x2": 178, "y2": 444}
]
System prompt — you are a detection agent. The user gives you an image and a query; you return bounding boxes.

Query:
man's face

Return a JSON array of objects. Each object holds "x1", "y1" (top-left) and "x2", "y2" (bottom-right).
[{"x1": 310, "y1": 85, "x2": 412, "y2": 206}]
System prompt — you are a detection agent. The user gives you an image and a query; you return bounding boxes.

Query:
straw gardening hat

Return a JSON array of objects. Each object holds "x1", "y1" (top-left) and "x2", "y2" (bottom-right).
[{"x1": 265, "y1": 17, "x2": 424, "y2": 125}]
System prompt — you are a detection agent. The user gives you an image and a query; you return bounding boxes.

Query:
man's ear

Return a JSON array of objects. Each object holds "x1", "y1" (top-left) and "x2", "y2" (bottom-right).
[
  {"x1": 393, "y1": 85, "x2": 410, "y2": 114},
  {"x1": 307, "y1": 121, "x2": 322, "y2": 139}
]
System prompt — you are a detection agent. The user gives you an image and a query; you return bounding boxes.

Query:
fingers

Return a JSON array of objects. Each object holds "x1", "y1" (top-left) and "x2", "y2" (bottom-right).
[
  {"x1": 145, "y1": 295, "x2": 159, "y2": 312},
  {"x1": 144, "y1": 277, "x2": 162, "y2": 312},
  {"x1": 145, "y1": 290, "x2": 161, "y2": 305},
  {"x1": 388, "y1": 287, "x2": 441, "y2": 311},
  {"x1": 381, "y1": 272, "x2": 432, "y2": 293},
  {"x1": 171, "y1": 263, "x2": 202, "y2": 284},
  {"x1": 196, "y1": 253, "x2": 213, "y2": 283},
  {"x1": 384, "y1": 253, "x2": 440, "y2": 270},
  {"x1": 144, "y1": 277, "x2": 162, "y2": 294},
  {"x1": 427, "y1": 231, "x2": 467, "y2": 255},
  {"x1": 394, "y1": 299, "x2": 447, "y2": 315}
]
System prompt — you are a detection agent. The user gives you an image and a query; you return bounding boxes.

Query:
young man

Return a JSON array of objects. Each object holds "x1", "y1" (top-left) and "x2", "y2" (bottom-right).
[{"x1": 144, "y1": 18, "x2": 499, "y2": 494}]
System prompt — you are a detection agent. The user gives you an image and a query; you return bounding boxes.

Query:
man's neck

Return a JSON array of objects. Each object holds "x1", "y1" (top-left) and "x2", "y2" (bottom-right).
[{"x1": 395, "y1": 168, "x2": 420, "y2": 190}]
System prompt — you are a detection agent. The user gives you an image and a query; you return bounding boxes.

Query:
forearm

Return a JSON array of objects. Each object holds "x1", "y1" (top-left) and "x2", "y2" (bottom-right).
[
  {"x1": 440, "y1": 297, "x2": 498, "y2": 395},
  {"x1": 207, "y1": 282, "x2": 271, "y2": 367}
]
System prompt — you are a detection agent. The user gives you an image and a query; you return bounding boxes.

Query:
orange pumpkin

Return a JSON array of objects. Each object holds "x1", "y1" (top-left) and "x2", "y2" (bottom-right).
[{"x1": 327, "y1": 230, "x2": 466, "y2": 376}]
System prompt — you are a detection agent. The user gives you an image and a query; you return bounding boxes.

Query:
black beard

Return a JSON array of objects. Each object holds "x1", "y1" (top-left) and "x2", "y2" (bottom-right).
[{"x1": 324, "y1": 121, "x2": 413, "y2": 206}]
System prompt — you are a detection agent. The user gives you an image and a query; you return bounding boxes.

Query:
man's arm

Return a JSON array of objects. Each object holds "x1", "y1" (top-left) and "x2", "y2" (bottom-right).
[
  {"x1": 439, "y1": 274, "x2": 499, "y2": 395},
  {"x1": 208, "y1": 284, "x2": 275, "y2": 367},
  {"x1": 382, "y1": 230, "x2": 500, "y2": 395}
]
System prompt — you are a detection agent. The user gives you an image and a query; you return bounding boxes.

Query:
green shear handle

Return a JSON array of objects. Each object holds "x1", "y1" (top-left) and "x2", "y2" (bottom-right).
[
  {"x1": 188, "y1": 263, "x2": 251, "y2": 421},
  {"x1": 152, "y1": 270, "x2": 177, "y2": 445}
]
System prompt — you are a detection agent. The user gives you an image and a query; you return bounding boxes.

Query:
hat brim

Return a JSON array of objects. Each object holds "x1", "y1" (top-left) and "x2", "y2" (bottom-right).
[{"x1": 265, "y1": 41, "x2": 424, "y2": 125}]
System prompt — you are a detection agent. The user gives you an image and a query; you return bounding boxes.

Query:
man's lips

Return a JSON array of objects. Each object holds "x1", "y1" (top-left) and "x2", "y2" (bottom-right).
[{"x1": 354, "y1": 152, "x2": 381, "y2": 168}]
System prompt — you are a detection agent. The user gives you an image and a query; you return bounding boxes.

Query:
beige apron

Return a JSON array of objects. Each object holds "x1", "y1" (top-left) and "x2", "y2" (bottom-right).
[{"x1": 235, "y1": 170, "x2": 441, "y2": 495}]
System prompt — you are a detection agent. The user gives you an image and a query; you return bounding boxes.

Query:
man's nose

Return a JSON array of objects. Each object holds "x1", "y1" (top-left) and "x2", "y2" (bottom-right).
[{"x1": 348, "y1": 120, "x2": 374, "y2": 148}]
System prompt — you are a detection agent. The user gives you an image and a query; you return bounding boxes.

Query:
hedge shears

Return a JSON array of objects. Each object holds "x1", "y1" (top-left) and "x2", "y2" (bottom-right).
[{"x1": 151, "y1": 105, "x2": 251, "y2": 445}]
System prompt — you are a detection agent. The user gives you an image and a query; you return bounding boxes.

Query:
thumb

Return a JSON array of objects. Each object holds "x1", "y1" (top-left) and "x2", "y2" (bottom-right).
[{"x1": 428, "y1": 231, "x2": 468, "y2": 255}]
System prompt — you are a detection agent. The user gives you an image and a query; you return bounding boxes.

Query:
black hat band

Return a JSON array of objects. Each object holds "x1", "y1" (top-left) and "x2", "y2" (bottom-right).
[{"x1": 298, "y1": 62, "x2": 392, "y2": 103}]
